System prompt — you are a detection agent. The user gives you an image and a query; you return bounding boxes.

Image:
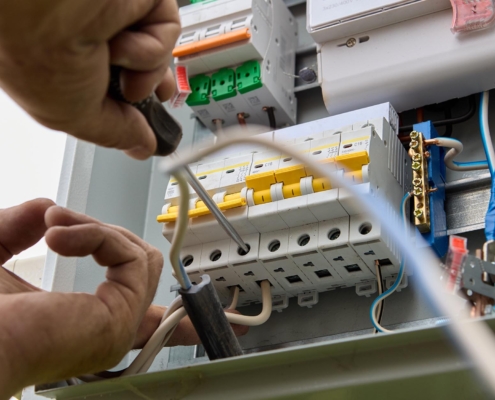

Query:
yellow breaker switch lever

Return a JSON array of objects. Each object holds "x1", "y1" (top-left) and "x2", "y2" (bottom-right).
[
  {"x1": 274, "y1": 164, "x2": 306, "y2": 198},
  {"x1": 335, "y1": 151, "x2": 369, "y2": 183},
  {"x1": 156, "y1": 193, "x2": 246, "y2": 223},
  {"x1": 246, "y1": 171, "x2": 276, "y2": 205}
]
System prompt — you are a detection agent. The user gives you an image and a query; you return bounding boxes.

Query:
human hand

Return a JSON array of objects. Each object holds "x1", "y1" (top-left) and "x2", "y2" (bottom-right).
[
  {"x1": 0, "y1": 199, "x2": 247, "y2": 397},
  {"x1": 0, "y1": 0, "x2": 181, "y2": 160},
  {"x1": 0, "y1": 198, "x2": 164, "y2": 397}
]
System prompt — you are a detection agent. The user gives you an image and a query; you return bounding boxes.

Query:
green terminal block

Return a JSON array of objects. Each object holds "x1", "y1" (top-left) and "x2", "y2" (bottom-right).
[
  {"x1": 186, "y1": 75, "x2": 211, "y2": 107},
  {"x1": 211, "y1": 68, "x2": 237, "y2": 101},
  {"x1": 236, "y1": 60, "x2": 262, "y2": 94}
]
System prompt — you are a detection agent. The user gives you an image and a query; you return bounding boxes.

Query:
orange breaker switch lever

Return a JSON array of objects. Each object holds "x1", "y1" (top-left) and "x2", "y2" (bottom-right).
[{"x1": 173, "y1": 28, "x2": 251, "y2": 58}]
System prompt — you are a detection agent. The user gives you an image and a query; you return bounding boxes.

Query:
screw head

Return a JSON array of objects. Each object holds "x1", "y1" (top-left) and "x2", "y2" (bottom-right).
[
  {"x1": 412, "y1": 154, "x2": 422, "y2": 162},
  {"x1": 346, "y1": 38, "x2": 356, "y2": 47},
  {"x1": 467, "y1": 290, "x2": 473, "y2": 297},
  {"x1": 410, "y1": 131, "x2": 420, "y2": 140},
  {"x1": 424, "y1": 151, "x2": 431, "y2": 158},
  {"x1": 410, "y1": 140, "x2": 419, "y2": 149},
  {"x1": 412, "y1": 162, "x2": 422, "y2": 171},
  {"x1": 414, "y1": 209, "x2": 423, "y2": 218},
  {"x1": 413, "y1": 187, "x2": 423, "y2": 196},
  {"x1": 413, "y1": 178, "x2": 422, "y2": 186}
]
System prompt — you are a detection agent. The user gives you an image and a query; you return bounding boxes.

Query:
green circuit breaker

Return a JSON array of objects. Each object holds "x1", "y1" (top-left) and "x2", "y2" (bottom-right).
[
  {"x1": 236, "y1": 60, "x2": 263, "y2": 94},
  {"x1": 186, "y1": 74, "x2": 211, "y2": 107},
  {"x1": 211, "y1": 68, "x2": 237, "y2": 102}
]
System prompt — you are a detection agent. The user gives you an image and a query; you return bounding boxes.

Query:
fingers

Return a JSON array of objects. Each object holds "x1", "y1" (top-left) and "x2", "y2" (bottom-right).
[
  {"x1": 45, "y1": 206, "x2": 163, "y2": 324},
  {"x1": 0, "y1": 198, "x2": 55, "y2": 264},
  {"x1": 96, "y1": 97, "x2": 157, "y2": 159},
  {"x1": 120, "y1": 64, "x2": 168, "y2": 102},
  {"x1": 107, "y1": 0, "x2": 180, "y2": 102},
  {"x1": 156, "y1": 67, "x2": 177, "y2": 102}
]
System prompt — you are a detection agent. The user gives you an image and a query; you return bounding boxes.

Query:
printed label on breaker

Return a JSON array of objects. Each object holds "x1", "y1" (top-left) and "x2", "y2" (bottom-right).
[
  {"x1": 222, "y1": 103, "x2": 236, "y2": 113},
  {"x1": 340, "y1": 136, "x2": 370, "y2": 155},
  {"x1": 197, "y1": 109, "x2": 211, "y2": 119},
  {"x1": 248, "y1": 96, "x2": 261, "y2": 106}
]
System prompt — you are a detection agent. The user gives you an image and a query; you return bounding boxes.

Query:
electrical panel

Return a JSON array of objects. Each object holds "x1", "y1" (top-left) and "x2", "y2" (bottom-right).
[
  {"x1": 307, "y1": 0, "x2": 450, "y2": 43},
  {"x1": 312, "y1": 2, "x2": 495, "y2": 115},
  {"x1": 158, "y1": 103, "x2": 414, "y2": 308},
  {"x1": 173, "y1": 0, "x2": 298, "y2": 131}
]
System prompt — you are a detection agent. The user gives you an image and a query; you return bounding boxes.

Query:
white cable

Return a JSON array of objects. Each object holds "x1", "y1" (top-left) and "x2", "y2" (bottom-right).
[
  {"x1": 372, "y1": 262, "x2": 383, "y2": 335},
  {"x1": 432, "y1": 137, "x2": 488, "y2": 171},
  {"x1": 124, "y1": 281, "x2": 271, "y2": 375},
  {"x1": 169, "y1": 172, "x2": 192, "y2": 289},
  {"x1": 160, "y1": 128, "x2": 495, "y2": 395},
  {"x1": 225, "y1": 280, "x2": 271, "y2": 326},
  {"x1": 227, "y1": 286, "x2": 240, "y2": 310},
  {"x1": 123, "y1": 299, "x2": 186, "y2": 376}
]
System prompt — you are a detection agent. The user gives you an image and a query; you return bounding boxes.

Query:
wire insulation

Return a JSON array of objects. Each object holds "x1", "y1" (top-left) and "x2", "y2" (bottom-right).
[
  {"x1": 227, "y1": 286, "x2": 240, "y2": 310},
  {"x1": 373, "y1": 261, "x2": 384, "y2": 334},
  {"x1": 169, "y1": 172, "x2": 192, "y2": 290},
  {"x1": 225, "y1": 280, "x2": 271, "y2": 326},
  {"x1": 370, "y1": 192, "x2": 410, "y2": 333},
  {"x1": 432, "y1": 137, "x2": 488, "y2": 171}
]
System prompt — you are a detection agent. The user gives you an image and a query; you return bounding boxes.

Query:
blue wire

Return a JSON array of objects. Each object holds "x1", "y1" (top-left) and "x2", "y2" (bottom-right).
[
  {"x1": 453, "y1": 160, "x2": 489, "y2": 169},
  {"x1": 479, "y1": 92, "x2": 495, "y2": 241},
  {"x1": 480, "y1": 92, "x2": 495, "y2": 175},
  {"x1": 369, "y1": 192, "x2": 409, "y2": 333},
  {"x1": 179, "y1": 259, "x2": 192, "y2": 290}
]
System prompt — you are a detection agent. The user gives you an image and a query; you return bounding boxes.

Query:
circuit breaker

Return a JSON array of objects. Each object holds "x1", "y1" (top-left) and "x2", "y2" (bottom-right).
[
  {"x1": 173, "y1": 0, "x2": 298, "y2": 131},
  {"x1": 158, "y1": 103, "x2": 412, "y2": 307}
]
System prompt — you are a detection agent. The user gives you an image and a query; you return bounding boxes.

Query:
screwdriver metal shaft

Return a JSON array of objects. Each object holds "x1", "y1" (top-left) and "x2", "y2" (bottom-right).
[{"x1": 183, "y1": 165, "x2": 249, "y2": 253}]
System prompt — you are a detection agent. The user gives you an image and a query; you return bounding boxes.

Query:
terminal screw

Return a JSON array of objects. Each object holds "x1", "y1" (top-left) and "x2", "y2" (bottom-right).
[
  {"x1": 412, "y1": 162, "x2": 422, "y2": 171},
  {"x1": 410, "y1": 140, "x2": 419, "y2": 149},
  {"x1": 413, "y1": 187, "x2": 423, "y2": 196},
  {"x1": 412, "y1": 153, "x2": 422, "y2": 162},
  {"x1": 410, "y1": 131, "x2": 420, "y2": 140},
  {"x1": 413, "y1": 178, "x2": 422, "y2": 186},
  {"x1": 414, "y1": 209, "x2": 424, "y2": 219},
  {"x1": 346, "y1": 38, "x2": 356, "y2": 47}
]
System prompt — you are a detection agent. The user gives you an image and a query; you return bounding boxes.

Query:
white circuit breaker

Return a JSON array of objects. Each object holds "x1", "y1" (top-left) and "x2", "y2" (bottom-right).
[
  {"x1": 173, "y1": 0, "x2": 298, "y2": 131},
  {"x1": 158, "y1": 103, "x2": 411, "y2": 308}
]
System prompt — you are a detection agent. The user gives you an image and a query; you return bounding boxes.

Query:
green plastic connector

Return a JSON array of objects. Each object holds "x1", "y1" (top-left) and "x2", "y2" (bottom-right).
[
  {"x1": 186, "y1": 75, "x2": 211, "y2": 107},
  {"x1": 211, "y1": 68, "x2": 236, "y2": 101},
  {"x1": 236, "y1": 60, "x2": 262, "y2": 94}
]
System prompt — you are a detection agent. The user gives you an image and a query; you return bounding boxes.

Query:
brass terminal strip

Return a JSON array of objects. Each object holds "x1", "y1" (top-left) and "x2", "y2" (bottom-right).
[{"x1": 409, "y1": 131, "x2": 431, "y2": 233}]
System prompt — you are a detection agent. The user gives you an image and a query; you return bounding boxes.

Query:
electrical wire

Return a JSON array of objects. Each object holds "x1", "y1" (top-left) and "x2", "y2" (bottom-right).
[
  {"x1": 427, "y1": 137, "x2": 489, "y2": 171},
  {"x1": 370, "y1": 192, "x2": 410, "y2": 333},
  {"x1": 372, "y1": 261, "x2": 384, "y2": 335},
  {"x1": 119, "y1": 281, "x2": 271, "y2": 377},
  {"x1": 480, "y1": 91, "x2": 495, "y2": 175},
  {"x1": 480, "y1": 91, "x2": 495, "y2": 242},
  {"x1": 399, "y1": 95, "x2": 476, "y2": 133},
  {"x1": 161, "y1": 129, "x2": 495, "y2": 395},
  {"x1": 225, "y1": 280, "x2": 271, "y2": 326},
  {"x1": 227, "y1": 286, "x2": 240, "y2": 310},
  {"x1": 169, "y1": 172, "x2": 192, "y2": 290}
]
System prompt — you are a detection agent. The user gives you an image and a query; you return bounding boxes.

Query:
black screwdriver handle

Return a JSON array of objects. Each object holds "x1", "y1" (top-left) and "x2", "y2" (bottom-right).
[{"x1": 109, "y1": 66, "x2": 183, "y2": 156}]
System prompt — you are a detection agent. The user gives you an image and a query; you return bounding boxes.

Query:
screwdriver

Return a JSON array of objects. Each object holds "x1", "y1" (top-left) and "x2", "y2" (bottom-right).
[{"x1": 108, "y1": 66, "x2": 249, "y2": 251}]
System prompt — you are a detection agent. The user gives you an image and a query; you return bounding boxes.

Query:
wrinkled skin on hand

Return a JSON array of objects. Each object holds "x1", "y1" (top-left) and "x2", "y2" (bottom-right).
[
  {"x1": 0, "y1": 0, "x2": 181, "y2": 159},
  {"x1": 0, "y1": 199, "x2": 248, "y2": 398}
]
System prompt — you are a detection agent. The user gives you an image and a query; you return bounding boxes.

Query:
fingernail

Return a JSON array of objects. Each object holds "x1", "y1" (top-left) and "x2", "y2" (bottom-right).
[{"x1": 125, "y1": 146, "x2": 153, "y2": 160}]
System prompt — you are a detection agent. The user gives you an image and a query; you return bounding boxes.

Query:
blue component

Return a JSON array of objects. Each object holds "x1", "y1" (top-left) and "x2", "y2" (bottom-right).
[{"x1": 413, "y1": 121, "x2": 448, "y2": 258}]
